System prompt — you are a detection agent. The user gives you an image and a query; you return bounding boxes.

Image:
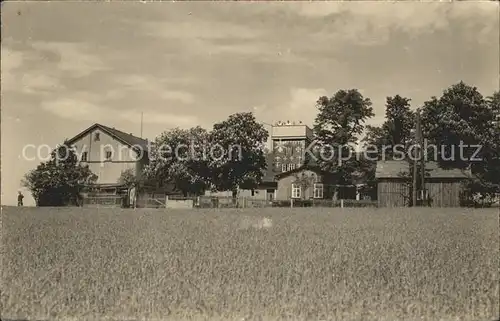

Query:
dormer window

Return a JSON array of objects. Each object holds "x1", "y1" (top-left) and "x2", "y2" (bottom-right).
[{"x1": 94, "y1": 132, "x2": 100, "y2": 141}]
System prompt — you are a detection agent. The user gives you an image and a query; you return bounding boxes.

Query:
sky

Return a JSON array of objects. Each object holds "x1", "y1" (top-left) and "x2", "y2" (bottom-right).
[{"x1": 1, "y1": 1, "x2": 499, "y2": 206}]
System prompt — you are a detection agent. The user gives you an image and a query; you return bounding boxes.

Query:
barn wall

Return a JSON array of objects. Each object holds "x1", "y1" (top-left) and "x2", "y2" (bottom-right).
[
  {"x1": 377, "y1": 179, "x2": 409, "y2": 207},
  {"x1": 425, "y1": 179, "x2": 464, "y2": 207}
]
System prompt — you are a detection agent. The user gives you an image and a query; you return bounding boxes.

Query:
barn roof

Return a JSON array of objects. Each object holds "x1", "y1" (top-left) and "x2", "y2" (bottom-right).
[
  {"x1": 376, "y1": 160, "x2": 471, "y2": 179},
  {"x1": 67, "y1": 123, "x2": 149, "y2": 151}
]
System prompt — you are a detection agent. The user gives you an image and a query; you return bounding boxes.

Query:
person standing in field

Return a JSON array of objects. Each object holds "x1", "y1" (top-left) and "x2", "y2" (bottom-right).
[
  {"x1": 129, "y1": 184, "x2": 136, "y2": 209},
  {"x1": 17, "y1": 191, "x2": 24, "y2": 206}
]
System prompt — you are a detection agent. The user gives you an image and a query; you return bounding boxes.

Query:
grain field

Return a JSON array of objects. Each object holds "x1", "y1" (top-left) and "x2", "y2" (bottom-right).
[{"x1": 2, "y1": 206, "x2": 499, "y2": 321}]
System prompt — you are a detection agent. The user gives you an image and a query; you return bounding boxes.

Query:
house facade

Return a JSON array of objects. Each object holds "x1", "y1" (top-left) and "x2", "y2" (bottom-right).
[
  {"x1": 67, "y1": 123, "x2": 149, "y2": 186},
  {"x1": 205, "y1": 121, "x2": 371, "y2": 202},
  {"x1": 376, "y1": 160, "x2": 470, "y2": 207},
  {"x1": 274, "y1": 166, "x2": 331, "y2": 200}
]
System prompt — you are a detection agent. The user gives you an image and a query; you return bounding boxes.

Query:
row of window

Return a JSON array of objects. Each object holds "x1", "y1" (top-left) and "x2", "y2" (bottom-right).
[
  {"x1": 273, "y1": 140, "x2": 305, "y2": 147},
  {"x1": 278, "y1": 163, "x2": 302, "y2": 172},
  {"x1": 79, "y1": 151, "x2": 112, "y2": 162},
  {"x1": 291, "y1": 183, "x2": 323, "y2": 199}
]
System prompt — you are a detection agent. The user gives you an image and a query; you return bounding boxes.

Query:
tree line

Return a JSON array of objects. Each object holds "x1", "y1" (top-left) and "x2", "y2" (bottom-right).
[{"x1": 23, "y1": 81, "x2": 500, "y2": 206}]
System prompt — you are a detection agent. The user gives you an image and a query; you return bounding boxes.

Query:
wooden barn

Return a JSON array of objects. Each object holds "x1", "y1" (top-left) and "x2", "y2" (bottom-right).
[{"x1": 376, "y1": 160, "x2": 470, "y2": 207}]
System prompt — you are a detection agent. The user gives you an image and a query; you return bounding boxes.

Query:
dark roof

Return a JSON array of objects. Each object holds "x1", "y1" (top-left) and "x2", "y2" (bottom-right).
[
  {"x1": 67, "y1": 123, "x2": 149, "y2": 151},
  {"x1": 275, "y1": 165, "x2": 325, "y2": 179},
  {"x1": 262, "y1": 169, "x2": 276, "y2": 182},
  {"x1": 376, "y1": 160, "x2": 471, "y2": 179}
]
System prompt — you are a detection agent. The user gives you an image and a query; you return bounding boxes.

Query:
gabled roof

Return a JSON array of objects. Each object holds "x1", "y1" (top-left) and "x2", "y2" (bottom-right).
[
  {"x1": 67, "y1": 123, "x2": 149, "y2": 151},
  {"x1": 376, "y1": 160, "x2": 471, "y2": 179}
]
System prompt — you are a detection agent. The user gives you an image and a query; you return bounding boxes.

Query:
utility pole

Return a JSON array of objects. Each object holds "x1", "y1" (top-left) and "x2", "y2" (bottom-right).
[
  {"x1": 418, "y1": 110, "x2": 426, "y2": 205},
  {"x1": 412, "y1": 111, "x2": 421, "y2": 207}
]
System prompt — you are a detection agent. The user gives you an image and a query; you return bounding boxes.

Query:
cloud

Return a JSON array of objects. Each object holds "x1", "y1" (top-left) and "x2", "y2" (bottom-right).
[
  {"x1": 20, "y1": 73, "x2": 62, "y2": 94},
  {"x1": 112, "y1": 74, "x2": 196, "y2": 104},
  {"x1": 159, "y1": 91, "x2": 195, "y2": 104},
  {"x1": 143, "y1": 20, "x2": 261, "y2": 40},
  {"x1": 2, "y1": 46, "x2": 63, "y2": 95},
  {"x1": 289, "y1": 88, "x2": 327, "y2": 111},
  {"x1": 1, "y1": 47, "x2": 26, "y2": 91},
  {"x1": 41, "y1": 98, "x2": 104, "y2": 120},
  {"x1": 140, "y1": 18, "x2": 312, "y2": 65},
  {"x1": 121, "y1": 110, "x2": 198, "y2": 127},
  {"x1": 31, "y1": 41, "x2": 109, "y2": 77},
  {"x1": 114, "y1": 74, "x2": 151, "y2": 87},
  {"x1": 285, "y1": 2, "x2": 498, "y2": 45},
  {"x1": 257, "y1": 88, "x2": 327, "y2": 126},
  {"x1": 283, "y1": 2, "x2": 345, "y2": 18},
  {"x1": 1, "y1": 47, "x2": 24, "y2": 74},
  {"x1": 41, "y1": 97, "x2": 198, "y2": 127}
]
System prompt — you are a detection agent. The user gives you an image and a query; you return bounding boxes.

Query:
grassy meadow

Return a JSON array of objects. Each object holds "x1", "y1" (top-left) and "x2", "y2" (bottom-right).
[{"x1": 1, "y1": 206, "x2": 499, "y2": 321}]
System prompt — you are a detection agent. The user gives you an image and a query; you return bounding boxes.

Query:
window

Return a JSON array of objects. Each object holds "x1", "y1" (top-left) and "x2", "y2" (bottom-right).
[
  {"x1": 251, "y1": 190, "x2": 255, "y2": 197},
  {"x1": 81, "y1": 152, "x2": 88, "y2": 162},
  {"x1": 94, "y1": 132, "x2": 100, "y2": 141},
  {"x1": 313, "y1": 183, "x2": 324, "y2": 199},
  {"x1": 282, "y1": 163, "x2": 287, "y2": 172},
  {"x1": 417, "y1": 189, "x2": 428, "y2": 200},
  {"x1": 291, "y1": 183, "x2": 301, "y2": 199},
  {"x1": 105, "y1": 151, "x2": 112, "y2": 161}
]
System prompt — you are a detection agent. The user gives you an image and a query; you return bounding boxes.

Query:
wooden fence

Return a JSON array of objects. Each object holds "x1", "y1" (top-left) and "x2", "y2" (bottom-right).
[
  {"x1": 81, "y1": 195, "x2": 124, "y2": 208},
  {"x1": 193, "y1": 196, "x2": 378, "y2": 209},
  {"x1": 81, "y1": 194, "x2": 378, "y2": 209}
]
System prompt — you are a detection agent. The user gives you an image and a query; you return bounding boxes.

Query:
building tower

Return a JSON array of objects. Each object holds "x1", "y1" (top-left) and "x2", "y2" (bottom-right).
[{"x1": 271, "y1": 120, "x2": 314, "y2": 173}]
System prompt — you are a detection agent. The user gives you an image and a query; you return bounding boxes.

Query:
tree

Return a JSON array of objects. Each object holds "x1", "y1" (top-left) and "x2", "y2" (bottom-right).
[
  {"x1": 22, "y1": 140, "x2": 97, "y2": 206},
  {"x1": 472, "y1": 90, "x2": 500, "y2": 198},
  {"x1": 420, "y1": 82, "x2": 500, "y2": 200},
  {"x1": 384, "y1": 95, "x2": 414, "y2": 148},
  {"x1": 361, "y1": 95, "x2": 415, "y2": 201},
  {"x1": 313, "y1": 89, "x2": 374, "y2": 186},
  {"x1": 363, "y1": 95, "x2": 414, "y2": 160},
  {"x1": 144, "y1": 126, "x2": 211, "y2": 196},
  {"x1": 208, "y1": 112, "x2": 269, "y2": 198},
  {"x1": 117, "y1": 168, "x2": 138, "y2": 187}
]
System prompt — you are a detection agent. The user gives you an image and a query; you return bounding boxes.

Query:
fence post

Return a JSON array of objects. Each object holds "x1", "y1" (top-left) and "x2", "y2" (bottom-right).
[
  {"x1": 165, "y1": 195, "x2": 169, "y2": 208},
  {"x1": 341, "y1": 199, "x2": 344, "y2": 208},
  {"x1": 291, "y1": 198, "x2": 294, "y2": 208}
]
